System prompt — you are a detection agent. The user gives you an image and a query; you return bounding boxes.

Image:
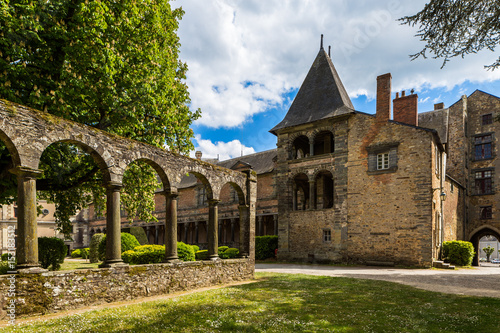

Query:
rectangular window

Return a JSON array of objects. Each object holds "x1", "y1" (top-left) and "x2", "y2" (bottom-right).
[
  {"x1": 482, "y1": 114, "x2": 493, "y2": 125},
  {"x1": 475, "y1": 135, "x2": 492, "y2": 160},
  {"x1": 377, "y1": 153, "x2": 389, "y2": 170},
  {"x1": 475, "y1": 170, "x2": 492, "y2": 195},
  {"x1": 323, "y1": 229, "x2": 331, "y2": 242},
  {"x1": 480, "y1": 206, "x2": 492, "y2": 219}
]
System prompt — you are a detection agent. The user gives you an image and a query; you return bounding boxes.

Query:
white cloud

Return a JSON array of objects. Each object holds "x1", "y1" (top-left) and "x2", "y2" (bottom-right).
[
  {"x1": 176, "y1": 0, "x2": 500, "y2": 127},
  {"x1": 190, "y1": 135, "x2": 255, "y2": 161}
]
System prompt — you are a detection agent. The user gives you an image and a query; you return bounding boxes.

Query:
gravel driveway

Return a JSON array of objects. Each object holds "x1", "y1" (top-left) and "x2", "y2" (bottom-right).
[{"x1": 256, "y1": 263, "x2": 500, "y2": 298}]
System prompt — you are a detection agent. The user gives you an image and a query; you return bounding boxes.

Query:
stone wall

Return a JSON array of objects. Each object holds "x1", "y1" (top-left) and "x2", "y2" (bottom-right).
[{"x1": 0, "y1": 259, "x2": 254, "y2": 318}]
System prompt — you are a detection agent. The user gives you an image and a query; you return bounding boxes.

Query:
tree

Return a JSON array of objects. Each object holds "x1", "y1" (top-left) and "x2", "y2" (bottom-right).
[
  {"x1": 0, "y1": 0, "x2": 200, "y2": 237},
  {"x1": 400, "y1": 0, "x2": 500, "y2": 70},
  {"x1": 483, "y1": 245, "x2": 495, "y2": 262}
]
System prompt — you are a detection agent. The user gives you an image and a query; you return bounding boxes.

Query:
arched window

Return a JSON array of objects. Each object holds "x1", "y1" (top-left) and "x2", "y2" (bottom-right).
[
  {"x1": 313, "y1": 131, "x2": 334, "y2": 156},
  {"x1": 292, "y1": 173, "x2": 309, "y2": 210},
  {"x1": 315, "y1": 171, "x2": 334, "y2": 209},
  {"x1": 292, "y1": 136, "x2": 310, "y2": 159}
]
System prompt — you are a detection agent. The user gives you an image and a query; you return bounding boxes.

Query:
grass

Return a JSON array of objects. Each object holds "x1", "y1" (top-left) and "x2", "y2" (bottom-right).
[
  {"x1": 58, "y1": 259, "x2": 99, "y2": 271},
  {"x1": 4, "y1": 272, "x2": 500, "y2": 332}
]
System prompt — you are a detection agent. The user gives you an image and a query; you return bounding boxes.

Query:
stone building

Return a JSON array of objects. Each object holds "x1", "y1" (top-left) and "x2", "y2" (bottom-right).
[{"x1": 86, "y1": 41, "x2": 499, "y2": 267}]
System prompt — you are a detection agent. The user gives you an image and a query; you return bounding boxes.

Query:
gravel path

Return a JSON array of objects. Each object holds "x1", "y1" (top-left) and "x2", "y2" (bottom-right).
[{"x1": 256, "y1": 263, "x2": 500, "y2": 298}]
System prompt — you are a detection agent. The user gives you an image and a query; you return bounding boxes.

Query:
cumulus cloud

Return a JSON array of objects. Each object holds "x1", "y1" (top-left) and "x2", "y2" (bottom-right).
[
  {"x1": 176, "y1": 0, "x2": 500, "y2": 127},
  {"x1": 190, "y1": 135, "x2": 256, "y2": 161}
]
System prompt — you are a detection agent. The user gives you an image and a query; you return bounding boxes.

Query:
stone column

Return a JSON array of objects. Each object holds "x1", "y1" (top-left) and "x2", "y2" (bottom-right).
[
  {"x1": 155, "y1": 225, "x2": 159, "y2": 245},
  {"x1": 100, "y1": 182, "x2": 125, "y2": 268},
  {"x1": 164, "y1": 192, "x2": 178, "y2": 262},
  {"x1": 309, "y1": 140, "x2": 314, "y2": 156},
  {"x1": 230, "y1": 218, "x2": 236, "y2": 243},
  {"x1": 257, "y1": 216, "x2": 263, "y2": 236},
  {"x1": 218, "y1": 220, "x2": 223, "y2": 244},
  {"x1": 292, "y1": 184, "x2": 297, "y2": 211},
  {"x1": 146, "y1": 226, "x2": 151, "y2": 243},
  {"x1": 309, "y1": 180, "x2": 316, "y2": 210},
  {"x1": 207, "y1": 199, "x2": 220, "y2": 260},
  {"x1": 194, "y1": 222, "x2": 199, "y2": 243},
  {"x1": 273, "y1": 215, "x2": 278, "y2": 236},
  {"x1": 10, "y1": 166, "x2": 43, "y2": 270},
  {"x1": 184, "y1": 223, "x2": 189, "y2": 243},
  {"x1": 238, "y1": 204, "x2": 250, "y2": 258}
]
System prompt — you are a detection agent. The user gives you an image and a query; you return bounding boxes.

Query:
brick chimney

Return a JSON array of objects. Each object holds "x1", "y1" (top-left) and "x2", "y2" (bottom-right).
[
  {"x1": 376, "y1": 73, "x2": 392, "y2": 122},
  {"x1": 434, "y1": 102, "x2": 444, "y2": 110},
  {"x1": 195, "y1": 151, "x2": 202, "y2": 160},
  {"x1": 393, "y1": 90, "x2": 418, "y2": 126}
]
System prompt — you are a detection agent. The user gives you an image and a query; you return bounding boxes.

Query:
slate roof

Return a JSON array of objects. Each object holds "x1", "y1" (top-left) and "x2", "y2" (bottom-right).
[
  {"x1": 270, "y1": 47, "x2": 354, "y2": 134},
  {"x1": 418, "y1": 108, "x2": 449, "y2": 144},
  {"x1": 179, "y1": 149, "x2": 277, "y2": 189}
]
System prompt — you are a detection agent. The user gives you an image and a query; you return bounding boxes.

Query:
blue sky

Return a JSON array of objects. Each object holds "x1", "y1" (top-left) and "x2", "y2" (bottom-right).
[{"x1": 174, "y1": 0, "x2": 500, "y2": 160}]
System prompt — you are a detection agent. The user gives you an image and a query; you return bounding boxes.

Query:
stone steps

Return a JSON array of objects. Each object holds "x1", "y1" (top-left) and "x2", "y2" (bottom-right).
[{"x1": 432, "y1": 260, "x2": 455, "y2": 270}]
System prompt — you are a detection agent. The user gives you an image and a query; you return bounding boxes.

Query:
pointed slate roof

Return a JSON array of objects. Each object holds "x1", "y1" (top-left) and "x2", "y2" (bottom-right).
[{"x1": 270, "y1": 47, "x2": 354, "y2": 134}]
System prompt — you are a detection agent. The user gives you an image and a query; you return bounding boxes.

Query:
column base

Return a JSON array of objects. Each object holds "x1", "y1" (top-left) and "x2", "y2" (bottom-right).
[
  {"x1": 16, "y1": 265, "x2": 47, "y2": 273},
  {"x1": 163, "y1": 256, "x2": 180, "y2": 263},
  {"x1": 208, "y1": 255, "x2": 220, "y2": 261},
  {"x1": 99, "y1": 259, "x2": 128, "y2": 268}
]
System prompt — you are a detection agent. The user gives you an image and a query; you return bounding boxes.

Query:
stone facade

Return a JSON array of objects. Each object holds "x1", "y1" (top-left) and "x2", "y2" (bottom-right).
[{"x1": 0, "y1": 259, "x2": 253, "y2": 318}]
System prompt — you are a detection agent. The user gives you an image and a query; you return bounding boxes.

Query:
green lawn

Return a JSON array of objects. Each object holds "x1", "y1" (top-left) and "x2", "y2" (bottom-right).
[
  {"x1": 58, "y1": 259, "x2": 100, "y2": 271},
  {"x1": 5, "y1": 272, "x2": 500, "y2": 332}
]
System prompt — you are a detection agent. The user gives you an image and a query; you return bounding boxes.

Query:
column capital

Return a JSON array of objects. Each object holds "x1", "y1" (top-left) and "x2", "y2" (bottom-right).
[
  {"x1": 308, "y1": 179, "x2": 316, "y2": 184},
  {"x1": 208, "y1": 199, "x2": 220, "y2": 207},
  {"x1": 238, "y1": 204, "x2": 249, "y2": 209},
  {"x1": 9, "y1": 166, "x2": 43, "y2": 179},
  {"x1": 105, "y1": 181, "x2": 123, "y2": 190},
  {"x1": 163, "y1": 191, "x2": 179, "y2": 199}
]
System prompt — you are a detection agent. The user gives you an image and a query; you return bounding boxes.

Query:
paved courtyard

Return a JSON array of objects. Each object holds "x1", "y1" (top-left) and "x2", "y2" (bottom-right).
[{"x1": 256, "y1": 263, "x2": 500, "y2": 298}]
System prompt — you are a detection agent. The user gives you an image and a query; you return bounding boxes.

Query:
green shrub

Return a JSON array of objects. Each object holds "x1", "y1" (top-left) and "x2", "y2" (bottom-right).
[
  {"x1": 0, "y1": 261, "x2": 9, "y2": 275},
  {"x1": 177, "y1": 242, "x2": 195, "y2": 261},
  {"x1": 98, "y1": 233, "x2": 141, "y2": 261},
  {"x1": 38, "y1": 237, "x2": 66, "y2": 270},
  {"x1": 125, "y1": 245, "x2": 165, "y2": 264},
  {"x1": 442, "y1": 241, "x2": 475, "y2": 266},
  {"x1": 192, "y1": 245, "x2": 200, "y2": 252},
  {"x1": 71, "y1": 249, "x2": 82, "y2": 258},
  {"x1": 81, "y1": 248, "x2": 90, "y2": 259},
  {"x1": 255, "y1": 235, "x2": 278, "y2": 260},
  {"x1": 1, "y1": 253, "x2": 13, "y2": 261},
  {"x1": 122, "y1": 227, "x2": 149, "y2": 245},
  {"x1": 220, "y1": 248, "x2": 239, "y2": 259},
  {"x1": 89, "y1": 233, "x2": 105, "y2": 263},
  {"x1": 218, "y1": 246, "x2": 229, "y2": 253},
  {"x1": 196, "y1": 250, "x2": 208, "y2": 260}
]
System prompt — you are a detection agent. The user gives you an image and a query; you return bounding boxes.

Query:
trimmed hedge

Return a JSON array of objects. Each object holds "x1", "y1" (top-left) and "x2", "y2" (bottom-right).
[
  {"x1": 442, "y1": 241, "x2": 475, "y2": 266},
  {"x1": 122, "y1": 227, "x2": 149, "y2": 245},
  {"x1": 122, "y1": 243, "x2": 197, "y2": 264},
  {"x1": 255, "y1": 235, "x2": 278, "y2": 260},
  {"x1": 98, "y1": 233, "x2": 141, "y2": 261},
  {"x1": 71, "y1": 249, "x2": 82, "y2": 258},
  {"x1": 89, "y1": 233, "x2": 105, "y2": 263},
  {"x1": 177, "y1": 242, "x2": 195, "y2": 262},
  {"x1": 220, "y1": 247, "x2": 239, "y2": 259},
  {"x1": 2, "y1": 253, "x2": 12, "y2": 261},
  {"x1": 195, "y1": 250, "x2": 208, "y2": 260},
  {"x1": 38, "y1": 237, "x2": 66, "y2": 270}
]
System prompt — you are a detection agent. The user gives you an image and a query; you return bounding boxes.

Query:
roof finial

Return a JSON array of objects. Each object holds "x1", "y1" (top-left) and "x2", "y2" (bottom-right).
[
  {"x1": 328, "y1": 45, "x2": 331, "y2": 57},
  {"x1": 320, "y1": 34, "x2": 324, "y2": 49}
]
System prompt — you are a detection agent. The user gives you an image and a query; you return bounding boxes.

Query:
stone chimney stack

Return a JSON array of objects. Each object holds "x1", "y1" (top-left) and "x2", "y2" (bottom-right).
[
  {"x1": 195, "y1": 151, "x2": 202, "y2": 160},
  {"x1": 434, "y1": 102, "x2": 444, "y2": 110},
  {"x1": 376, "y1": 73, "x2": 392, "y2": 122},
  {"x1": 393, "y1": 90, "x2": 418, "y2": 126}
]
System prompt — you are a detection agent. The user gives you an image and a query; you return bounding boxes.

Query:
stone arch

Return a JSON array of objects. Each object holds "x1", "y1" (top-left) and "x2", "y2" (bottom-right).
[
  {"x1": 179, "y1": 169, "x2": 214, "y2": 200},
  {"x1": 35, "y1": 139, "x2": 113, "y2": 183},
  {"x1": 219, "y1": 181, "x2": 246, "y2": 205},
  {"x1": 313, "y1": 170, "x2": 334, "y2": 209},
  {"x1": 124, "y1": 157, "x2": 173, "y2": 192},
  {"x1": 469, "y1": 225, "x2": 500, "y2": 266},
  {"x1": 290, "y1": 134, "x2": 310, "y2": 159},
  {"x1": 0, "y1": 128, "x2": 21, "y2": 167},
  {"x1": 292, "y1": 172, "x2": 309, "y2": 210},
  {"x1": 312, "y1": 130, "x2": 335, "y2": 155}
]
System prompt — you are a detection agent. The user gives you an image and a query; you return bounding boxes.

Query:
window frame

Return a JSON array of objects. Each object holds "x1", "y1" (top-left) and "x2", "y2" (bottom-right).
[
  {"x1": 475, "y1": 169, "x2": 493, "y2": 195},
  {"x1": 482, "y1": 113, "x2": 493, "y2": 125},
  {"x1": 377, "y1": 153, "x2": 389, "y2": 170},
  {"x1": 480, "y1": 206, "x2": 492, "y2": 219},
  {"x1": 474, "y1": 134, "x2": 493, "y2": 161},
  {"x1": 323, "y1": 229, "x2": 332, "y2": 242},
  {"x1": 366, "y1": 142, "x2": 399, "y2": 175}
]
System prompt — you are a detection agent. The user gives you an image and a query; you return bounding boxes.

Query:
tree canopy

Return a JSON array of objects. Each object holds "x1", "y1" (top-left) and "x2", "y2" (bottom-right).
[
  {"x1": 400, "y1": 0, "x2": 500, "y2": 70},
  {"x1": 0, "y1": 0, "x2": 200, "y2": 237}
]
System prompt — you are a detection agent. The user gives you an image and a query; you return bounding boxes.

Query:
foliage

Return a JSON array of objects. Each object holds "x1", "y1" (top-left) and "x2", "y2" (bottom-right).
[
  {"x1": 122, "y1": 227, "x2": 149, "y2": 246},
  {"x1": 98, "y1": 233, "x2": 141, "y2": 261},
  {"x1": 255, "y1": 235, "x2": 278, "y2": 260},
  {"x1": 81, "y1": 247, "x2": 90, "y2": 259},
  {"x1": 122, "y1": 245, "x2": 165, "y2": 265},
  {"x1": 400, "y1": 0, "x2": 500, "y2": 70},
  {"x1": 220, "y1": 247, "x2": 239, "y2": 259},
  {"x1": 8, "y1": 273, "x2": 500, "y2": 332},
  {"x1": 38, "y1": 237, "x2": 66, "y2": 270},
  {"x1": 0, "y1": 0, "x2": 200, "y2": 237},
  {"x1": 89, "y1": 233, "x2": 105, "y2": 263},
  {"x1": 0, "y1": 261, "x2": 9, "y2": 275},
  {"x1": 177, "y1": 242, "x2": 195, "y2": 262},
  {"x1": 483, "y1": 245, "x2": 495, "y2": 261},
  {"x1": 195, "y1": 250, "x2": 208, "y2": 260},
  {"x1": 442, "y1": 240, "x2": 475, "y2": 266},
  {"x1": 71, "y1": 249, "x2": 82, "y2": 258},
  {"x1": 218, "y1": 246, "x2": 229, "y2": 253},
  {"x1": 1, "y1": 252, "x2": 12, "y2": 261},
  {"x1": 192, "y1": 245, "x2": 200, "y2": 252}
]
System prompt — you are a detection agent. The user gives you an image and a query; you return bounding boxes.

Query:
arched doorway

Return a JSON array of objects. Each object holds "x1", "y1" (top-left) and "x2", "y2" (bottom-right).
[{"x1": 470, "y1": 227, "x2": 500, "y2": 266}]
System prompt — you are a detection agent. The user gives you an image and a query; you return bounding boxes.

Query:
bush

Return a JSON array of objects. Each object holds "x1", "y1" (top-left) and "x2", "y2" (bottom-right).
[
  {"x1": 98, "y1": 233, "x2": 141, "y2": 261},
  {"x1": 255, "y1": 235, "x2": 278, "y2": 260},
  {"x1": 0, "y1": 261, "x2": 9, "y2": 275},
  {"x1": 89, "y1": 233, "x2": 105, "y2": 263},
  {"x1": 81, "y1": 248, "x2": 90, "y2": 259},
  {"x1": 192, "y1": 245, "x2": 200, "y2": 252},
  {"x1": 220, "y1": 248, "x2": 239, "y2": 259},
  {"x1": 218, "y1": 246, "x2": 229, "y2": 254},
  {"x1": 2, "y1": 253, "x2": 13, "y2": 261},
  {"x1": 122, "y1": 227, "x2": 149, "y2": 245},
  {"x1": 177, "y1": 242, "x2": 195, "y2": 262},
  {"x1": 38, "y1": 237, "x2": 66, "y2": 270},
  {"x1": 442, "y1": 241, "x2": 475, "y2": 266},
  {"x1": 71, "y1": 249, "x2": 82, "y2": 258},
  {"x1": 196, "y1": 250, "x2": 208, "y2": 260}
]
